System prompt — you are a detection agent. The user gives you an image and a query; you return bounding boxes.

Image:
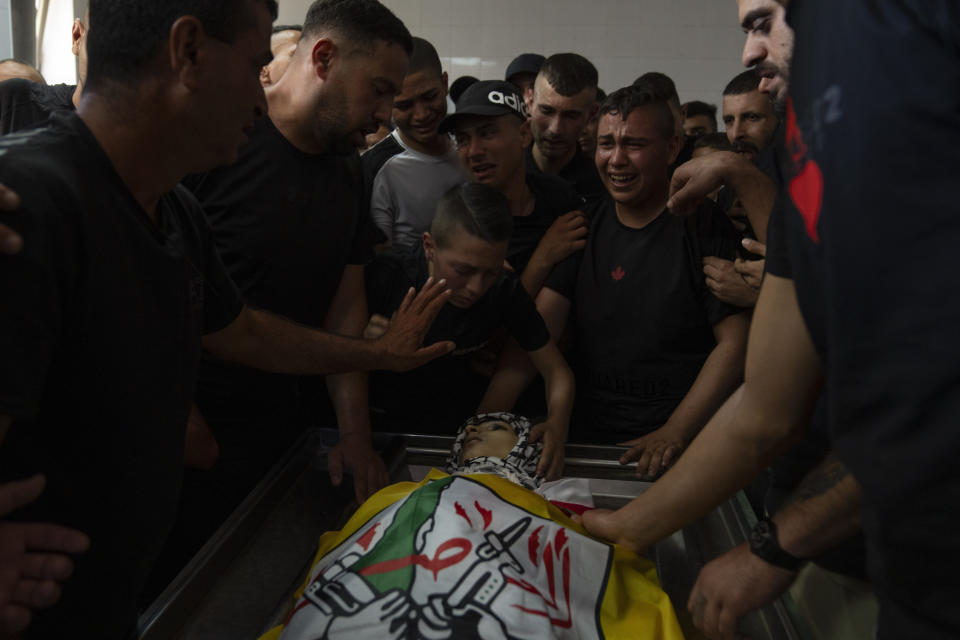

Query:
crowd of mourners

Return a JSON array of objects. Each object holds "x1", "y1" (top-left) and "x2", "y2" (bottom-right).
[{"x1": 0, "y1": 0, "x2": 957, "y2": 638}]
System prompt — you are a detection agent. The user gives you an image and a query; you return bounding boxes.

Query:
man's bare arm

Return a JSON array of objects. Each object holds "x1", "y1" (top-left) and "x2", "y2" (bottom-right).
[
  {"x1": 776, "y1": 453, "x2": 862, "y2": 556},
  {"x1": 620, "y1": 311, "x2": 751, "y2": 478},
  {"x1": 202, "y1": 278, "x2": 454, "y2": 375},
  {"x1": 322, "y1": 266, "x2": 387, "y2": 503},
  {"x1": 688, "y1": 454, "x2": 862, "y2": 639},
  {"x1": 525, "y1": 342, "x2": 575, "y2": 480},
  {"x1": 477, "y1": 287, "x2": 572, "y2": 412},
  {"x1": 582, "y1": 274, "x2": 823, "y2": 552},
  {"x1": 668, "y1": 152, "x2": 776, "y2": 243}
]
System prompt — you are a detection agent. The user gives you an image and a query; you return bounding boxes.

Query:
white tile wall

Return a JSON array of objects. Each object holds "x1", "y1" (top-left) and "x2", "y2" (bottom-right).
[{"x1": 275, "y1": 0, "x2": 748, "y2": 107}]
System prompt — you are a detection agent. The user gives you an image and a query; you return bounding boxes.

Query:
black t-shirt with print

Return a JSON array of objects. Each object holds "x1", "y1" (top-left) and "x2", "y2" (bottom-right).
[
  {"x1": 773, "y1": 3, "x2": 960, "y2": 637},
  {"x1": 0, "y1": 113, "x2": 243, "y2": 638},
  {"x1": 546, "y1": 196, "x2": 741, "y2": 443},
  {"x1": 0, "y1": 78, "x2": 75, "y2": 134},
  {"x1": 366, "y1": 243, "x2": 550, "y2": 431}
]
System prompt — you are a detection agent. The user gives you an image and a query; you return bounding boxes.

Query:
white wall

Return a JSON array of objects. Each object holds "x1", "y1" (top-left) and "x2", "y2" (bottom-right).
[
  {"x1": 276, "y1": 0, "x2": 748, "y2": 109},
  {"x1": 0, "y1": 0, "x2": 12, "y2": 59}
]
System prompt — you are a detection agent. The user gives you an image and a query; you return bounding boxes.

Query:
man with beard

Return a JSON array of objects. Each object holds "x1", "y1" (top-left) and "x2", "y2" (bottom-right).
[
  {"x1": 363, "y1": 37, "x2": 466, "y2": 249},
  {"x1": 701, "y1": 70, "x2": 780, "y2": 309},
  {"x1": 148, "y1": 0, "x2": 415, "y2": 594},
  {"x1": 0, "y1": 0, "x2": 452, "y2": 634},
  {"x1": 722, "y1": 70, "x2": 779, "y2": 163},
  {"x1": 526, "y1": 53, "x2": 604, "y2": 205}
]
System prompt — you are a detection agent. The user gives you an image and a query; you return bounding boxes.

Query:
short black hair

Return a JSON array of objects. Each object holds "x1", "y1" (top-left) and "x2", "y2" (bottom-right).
[
  {"x1": 408, "y1": 37, "x2": 442, "y2": 78},
  {"x1": 431, "y1": 183, "x2": 513, "y2": 249},
  {"x1": 723, "y1": 70, "x2": 762, "y2": 96},
  {"x1": 684, "y1": 100, "x2": 716, "y2": 121},
  {"x1": 693, "y1": 132, "x2": 733, "y2": 152},
  {"x1": 449, "y1": 75, "x2": 478, "y2": 103},
  {"x1": 538, "y1": 53, "x2": 598, "y2": 98},
  {"x1": 302, "y1": 0, "x2": 413, "y2": 56},
  {"x1": 633, "y1": 71, "x2": 679, "y2": 109},
  {"x1": 599, "y1": 84, "x2": 675, "y2": 140},
  {"x1": 86, "y1": 0, "x2": 278, "y2": 92},
  {"x1": 273, "y1": 24, "x2": 302, "y2": 34}
]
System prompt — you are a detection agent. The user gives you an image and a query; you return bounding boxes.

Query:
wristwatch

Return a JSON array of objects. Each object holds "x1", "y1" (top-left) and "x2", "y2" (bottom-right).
[{"x1": 748, "y1": 517, "x2": 804, "y2": 571}]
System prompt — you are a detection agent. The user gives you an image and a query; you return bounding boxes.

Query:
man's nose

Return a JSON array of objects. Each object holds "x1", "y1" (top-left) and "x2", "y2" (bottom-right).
[{"x1": 742, "y1": 33, "x2": 767, "y2": 69}]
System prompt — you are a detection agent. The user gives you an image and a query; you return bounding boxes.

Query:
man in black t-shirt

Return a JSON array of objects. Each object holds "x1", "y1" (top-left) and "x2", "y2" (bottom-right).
[
  {"x1": 526, "y1": 54, "x2": 605, "y2": 206},
  {"x1": 184, "y1": 0, "x2": 411, "y2": 525},
  {"x1": 366, "y1": 183, "x2": 574, "y2": 479},
  {"x1": 492, "y1": 85, "x2": 750, "y2": 477},
  {"x1": 0, "y1": 2, "x2": 452, "y2": 636},
  {"x1": 443, "y1": 80, "x2": 587, "y2": 297},
  {"x1": 152, "y1": 0, "x2": 417, "y2": 594},
  {"x1": 0, "y1": 9, "x2": 86, "y2": 135}
]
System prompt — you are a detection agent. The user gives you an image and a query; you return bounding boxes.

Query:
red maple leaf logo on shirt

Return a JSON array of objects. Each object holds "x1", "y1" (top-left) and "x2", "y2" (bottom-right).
[{"x1": 611, "y1": 266, "x2": 626, "y2": 281}]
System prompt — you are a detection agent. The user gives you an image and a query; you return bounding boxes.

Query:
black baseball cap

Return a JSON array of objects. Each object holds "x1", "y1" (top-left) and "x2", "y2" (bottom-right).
[
  {"x1": 440, "y1": 80, "x2": 528, "y2": 133},
  {"x1": 505, "y1": 53, "x2": 545, "y2": 83}
]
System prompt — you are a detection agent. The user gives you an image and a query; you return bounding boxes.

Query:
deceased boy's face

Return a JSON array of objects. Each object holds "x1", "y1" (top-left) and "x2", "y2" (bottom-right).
[{"x1": 459, "y1": 420, "x2": 518, "y2": 462}]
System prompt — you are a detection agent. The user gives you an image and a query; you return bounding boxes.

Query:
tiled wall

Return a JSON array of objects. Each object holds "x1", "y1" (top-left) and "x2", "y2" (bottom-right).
[{"x1": 276, "y1": 0, "x2": 749, "y2": 109}]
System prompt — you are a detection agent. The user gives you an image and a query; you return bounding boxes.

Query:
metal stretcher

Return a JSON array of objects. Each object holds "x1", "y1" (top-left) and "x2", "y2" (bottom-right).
[{"x1": 137, "y1": 429, "x2": 809, "y2": 640}]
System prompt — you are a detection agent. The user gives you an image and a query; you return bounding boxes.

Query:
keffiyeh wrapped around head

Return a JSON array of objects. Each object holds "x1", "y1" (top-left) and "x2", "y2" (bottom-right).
[{"x1": 445, "y1": 412, "x2": 542, "y2": 490}]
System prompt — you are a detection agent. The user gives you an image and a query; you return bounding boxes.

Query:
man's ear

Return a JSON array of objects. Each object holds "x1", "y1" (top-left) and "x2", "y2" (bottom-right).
[
  {"x1": 311, "y1": 38, "x2": 337, "y2": 81},
  {"x1": 666, "y1": 133, "x2": 681, "y2": 165},
  {"x1": 423, "y1": 231, "x2": 436, "y2": 259},
  {"x1": 71, "y1": 19, "x2": 85, "y2": 56},
  {"x1": 169, "y1": 16, "x2": 207, "y2": 91},
  {"x1": 441, "y1": 71, "x2": 449, "y2": 95},
  {"x1": 519, "y1": 118, "x2": 532, "y2": 149},
  {"x1": 260, "y1": 65, "x2": 272, "y2": 87}
]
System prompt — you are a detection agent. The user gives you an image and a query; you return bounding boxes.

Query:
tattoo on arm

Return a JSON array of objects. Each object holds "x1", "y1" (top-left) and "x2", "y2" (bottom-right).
[{"x1": 785, "y1": 453, "x2": 850, "y2": 505}]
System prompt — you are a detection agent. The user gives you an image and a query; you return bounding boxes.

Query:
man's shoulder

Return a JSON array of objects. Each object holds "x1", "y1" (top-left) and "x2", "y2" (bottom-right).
[
  {"x1": 0, "y1": 78, "x2": 35, "y2": 102},
  {"x1": 362, "y1": 132, "x2": 405, "y2": 178},
  {"x1": 0, "y1": 117, "x2": 79, "y2": 177}
]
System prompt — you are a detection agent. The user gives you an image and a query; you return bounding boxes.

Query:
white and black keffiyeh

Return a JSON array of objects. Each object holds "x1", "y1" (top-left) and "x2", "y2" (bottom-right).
[{"x1": 445, "y1": 412, "x2": 542, "y2": 490}]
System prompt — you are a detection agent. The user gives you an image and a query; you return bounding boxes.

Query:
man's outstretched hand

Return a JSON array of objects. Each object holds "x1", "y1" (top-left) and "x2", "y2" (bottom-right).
[
  {"x1": 0, "y1": 475, "x2": 90, "y2": 636},
  {"x1": 618, "y1": 425, "x2": 687, "y2": 479},
  {"x1": 376, "y1": 277, "x2": 455, "y2": 371}
]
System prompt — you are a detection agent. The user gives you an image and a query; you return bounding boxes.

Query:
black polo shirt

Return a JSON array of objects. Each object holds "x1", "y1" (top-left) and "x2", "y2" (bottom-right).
[
  {"x1": 525, "y1": 145, "x2": 605, "y2": 207},
  {"x1": 0, "y1": 113, "x2": 243, "y2": 638}
]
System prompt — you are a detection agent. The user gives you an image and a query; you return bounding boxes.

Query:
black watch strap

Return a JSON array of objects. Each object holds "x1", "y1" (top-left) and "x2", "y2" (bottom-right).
[{"x1": 748, "y1": 517, "x2": 804, "y2": 571}]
